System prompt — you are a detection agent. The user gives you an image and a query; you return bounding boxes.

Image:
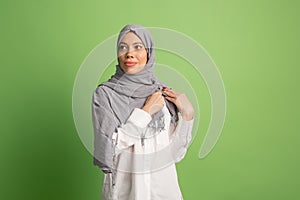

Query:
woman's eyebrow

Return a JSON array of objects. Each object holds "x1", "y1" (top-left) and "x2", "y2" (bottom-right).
[
  {"x1": 133, "y1": 42, "x2": 143, "y2": 45},
  {"x1": 119, "y1": 41, "x2": 143, "y2": 45},
  {"x1": 119, "y1": 42, "x2": 128, "y2": 45}
]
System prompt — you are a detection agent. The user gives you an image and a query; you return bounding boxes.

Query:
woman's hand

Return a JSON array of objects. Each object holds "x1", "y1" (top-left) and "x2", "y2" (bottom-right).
[
  {"x1": 142, "y1": 91, "x2": 165, "y2": 115},
  {"x1": 163, "y1": 88, "x2": 194, "y2": 121}
]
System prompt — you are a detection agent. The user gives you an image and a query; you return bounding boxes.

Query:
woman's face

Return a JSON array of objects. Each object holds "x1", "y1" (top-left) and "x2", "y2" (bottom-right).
[{"x1": 118, "y1": 32, "x2": 148, "y2": 74}]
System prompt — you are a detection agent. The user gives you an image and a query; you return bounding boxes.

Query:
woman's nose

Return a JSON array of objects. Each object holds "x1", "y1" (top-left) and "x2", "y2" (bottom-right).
[
  {"x1": 126, "y1": 50, "x2": 134, "y2": 58},
  {"x1": 126, "y1": 54, "x2": 134, "y2": 58}
]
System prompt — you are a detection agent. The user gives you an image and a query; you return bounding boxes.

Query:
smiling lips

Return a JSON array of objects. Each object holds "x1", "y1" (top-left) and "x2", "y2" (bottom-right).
[{"x1": 124, "y1": 61, "x2": 138, "y2": 67}]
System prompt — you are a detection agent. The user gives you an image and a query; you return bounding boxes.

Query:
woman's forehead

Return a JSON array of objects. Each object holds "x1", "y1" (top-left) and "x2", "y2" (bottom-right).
[{"x1": 119, "y1": 32, "x2": 143, "y2": 45}]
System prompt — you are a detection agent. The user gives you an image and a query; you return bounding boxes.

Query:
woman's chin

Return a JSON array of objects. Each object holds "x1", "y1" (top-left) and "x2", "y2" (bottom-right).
[
  {"x1": 121, "y1": 66, "x2": 145, "y2": 74},
  {"x1": 125, "y1": 69, "x2": 139, "y2": 74}
]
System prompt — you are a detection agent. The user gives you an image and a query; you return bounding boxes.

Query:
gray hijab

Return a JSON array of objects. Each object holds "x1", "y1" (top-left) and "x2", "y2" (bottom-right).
[{"x1": 92, "y1": 24, "x2": 178, "y2": 173}]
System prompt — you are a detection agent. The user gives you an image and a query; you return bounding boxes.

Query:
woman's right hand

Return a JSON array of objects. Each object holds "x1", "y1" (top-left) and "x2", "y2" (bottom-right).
[{"x1": 142, "y1": 91, "x2": 165, "y2": 115}]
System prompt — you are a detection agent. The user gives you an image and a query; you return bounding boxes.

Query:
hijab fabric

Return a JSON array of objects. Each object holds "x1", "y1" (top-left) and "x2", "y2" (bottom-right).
[{"x1": 92, "y1": 24, "x2": 178, "y2": 173}]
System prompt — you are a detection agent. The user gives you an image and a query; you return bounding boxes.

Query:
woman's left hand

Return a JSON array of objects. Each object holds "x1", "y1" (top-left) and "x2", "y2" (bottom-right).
[{"x1": 162, "y1": 88, "x2": 194, "y2": 121}]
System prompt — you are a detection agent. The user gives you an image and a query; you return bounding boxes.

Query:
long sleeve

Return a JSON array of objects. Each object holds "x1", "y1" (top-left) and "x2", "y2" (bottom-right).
[
  {"x1": 112, "y1": 108, "x2": 152, "y2": 151},
  {"x1": 112, "y1": 106, "x2": 193, "y2": 162},
  {"x1": 169, "y1": 114, "x2": 194, "y2": 163}
]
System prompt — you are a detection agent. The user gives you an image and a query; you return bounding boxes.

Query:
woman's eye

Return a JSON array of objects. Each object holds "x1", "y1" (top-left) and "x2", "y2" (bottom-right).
[
  {"x1": 118, "y1": 45, "x2": 128, "y2": 51},
  {"x1": 135, "y1": 45, "x2": 143, "y2": 50}
]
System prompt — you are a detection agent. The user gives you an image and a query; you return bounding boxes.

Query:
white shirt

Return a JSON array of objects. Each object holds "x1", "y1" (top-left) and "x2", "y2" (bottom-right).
[{"x1": 101, "y1": 105, "x2": 194, "y2": 200}]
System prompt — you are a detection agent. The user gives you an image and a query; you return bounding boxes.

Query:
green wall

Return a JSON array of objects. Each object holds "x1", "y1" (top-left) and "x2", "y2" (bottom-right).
[{"x1": 1, "y1": 0, "x2": 299, "y2": 199}]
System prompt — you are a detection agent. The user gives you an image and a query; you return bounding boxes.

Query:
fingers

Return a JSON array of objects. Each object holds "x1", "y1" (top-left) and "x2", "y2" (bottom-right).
[
  {"x1": 147, "y1": 91, "x2": 165, "y2": 106},
  {"x1": 164, "y1": 95, "x2": 176, "y2": 103},
  {"x1": 163, "y1": 88, "x2": 184, "y2": 111},
  {"x1": 154, "y1": 91, "x2": 165, "y2": 102},
  {"x1": 162, "y1": 87, "x2": 178, "y2": 99},
  {"x1": 163, "y1": 88, "x2": 176, "y2": 103},
  {"x1": 143, "y1": 91, "x2": 165, "y2": 115},
  {"x1": 161, "y1": 87, "x2": 194, "y2": 120}
]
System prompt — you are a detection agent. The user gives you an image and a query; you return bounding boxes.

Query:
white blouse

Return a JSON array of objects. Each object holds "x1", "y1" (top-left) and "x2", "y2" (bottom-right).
[{"x1": 101, "y1": 105, "x2": 194, "y2": 200}]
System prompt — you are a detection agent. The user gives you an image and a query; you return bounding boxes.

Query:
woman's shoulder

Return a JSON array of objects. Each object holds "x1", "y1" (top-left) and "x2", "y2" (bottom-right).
[
  {"x1": 93, "y1": 82, "x2": 114, "y2": 95},
  {"x1": 93, "y1": 84, "x2": 105, "y2": 94},
  {"x1": 92, "y1": 84, "x2": 111, "y2": 103}
]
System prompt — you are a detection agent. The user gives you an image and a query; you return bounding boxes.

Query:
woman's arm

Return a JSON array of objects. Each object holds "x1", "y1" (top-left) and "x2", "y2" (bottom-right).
[
  {"x1": 113, "y1": 91, "x2": 165, "y2": 155},
  {"x1": 169, "y1": 115, "x2": 194, "y2": 163},
  {"x1": 112, "y1": 108, "x2": 152, "y2": 151},
  {"x1": 163, "y1": 87, "x2": 195, "y2": 162}
]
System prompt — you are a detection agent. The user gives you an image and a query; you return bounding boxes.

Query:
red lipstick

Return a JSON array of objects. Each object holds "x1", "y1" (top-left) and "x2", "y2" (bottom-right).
[{"x1": 124, "y1": 61, "x2": 137, "y2": 67}]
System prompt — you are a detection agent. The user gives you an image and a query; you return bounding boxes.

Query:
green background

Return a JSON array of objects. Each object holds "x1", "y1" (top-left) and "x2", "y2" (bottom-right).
[{"x1": 1, "y1": 0, "x2": 299, "y2": 199}]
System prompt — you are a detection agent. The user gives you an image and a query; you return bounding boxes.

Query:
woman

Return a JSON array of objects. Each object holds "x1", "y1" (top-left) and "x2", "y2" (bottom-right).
[{"x1": 92, "y1": 24, "x2": 194, "y2": 200}]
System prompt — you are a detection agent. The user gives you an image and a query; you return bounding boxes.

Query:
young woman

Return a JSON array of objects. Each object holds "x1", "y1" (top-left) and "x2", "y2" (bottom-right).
[{"x1": 92, "y1": 24, "x2": 194, "y2": 200}]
